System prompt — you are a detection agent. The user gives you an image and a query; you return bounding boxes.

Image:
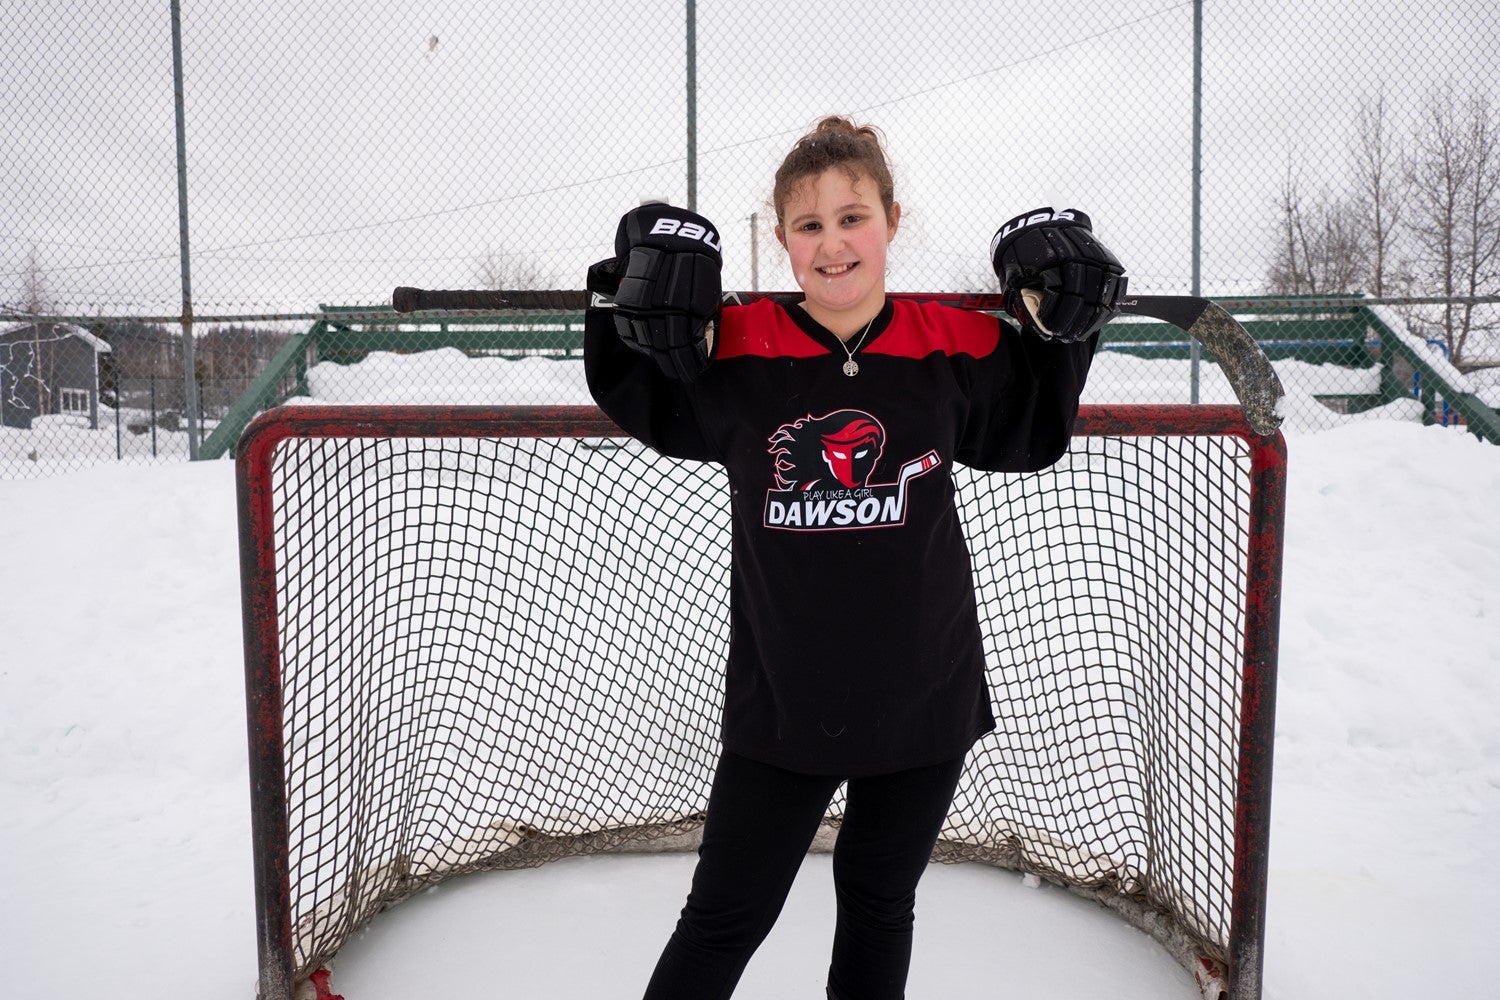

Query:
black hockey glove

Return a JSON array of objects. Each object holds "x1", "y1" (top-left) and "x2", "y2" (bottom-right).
[
  {"x1": 586, "y1": 203, "x2": 723, "y2": 382},
  {"x1": 990, "y1": 207, "x2": 1126, "y2": 343}
]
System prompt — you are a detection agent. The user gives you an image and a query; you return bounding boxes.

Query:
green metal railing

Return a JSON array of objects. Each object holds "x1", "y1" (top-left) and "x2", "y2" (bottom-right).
[
  {"x1": 198, "y1": 295, "x2": 1499, "y2": 462},
  {"x1": 199, "y1": 308, "x2": 588, "y2": 459}
]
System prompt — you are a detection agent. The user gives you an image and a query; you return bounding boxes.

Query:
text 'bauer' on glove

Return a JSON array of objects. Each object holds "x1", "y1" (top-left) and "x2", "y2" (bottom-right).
[
  {"x1": 989, "y1": 207, "x2": 1127, "y2": 343},
  {"x1": 587, "y1": 203, "x2": 724, "y2": 382}
]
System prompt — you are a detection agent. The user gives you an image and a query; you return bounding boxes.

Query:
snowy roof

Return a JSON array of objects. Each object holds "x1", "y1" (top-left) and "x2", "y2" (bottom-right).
[{"x1": 0, "y1": 322, "x2": 113, "y2": 353}]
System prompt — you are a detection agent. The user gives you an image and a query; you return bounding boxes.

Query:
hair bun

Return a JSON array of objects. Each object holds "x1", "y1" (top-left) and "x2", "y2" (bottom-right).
[
  {"x1": 810, "y1": 115, "x2": 881, "y2": 146},
  {"x1": 774, "y1": 115, "x2": 897, "y2": 225}
]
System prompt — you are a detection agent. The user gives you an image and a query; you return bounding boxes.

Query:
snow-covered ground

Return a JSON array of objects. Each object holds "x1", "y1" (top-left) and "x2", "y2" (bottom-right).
[
  {"x1": 2, "y1": 365, "x2": 1498, "y2": 998},
  {"x1": 1, "y1": 346, "x2": 1485, "y2": 479}
]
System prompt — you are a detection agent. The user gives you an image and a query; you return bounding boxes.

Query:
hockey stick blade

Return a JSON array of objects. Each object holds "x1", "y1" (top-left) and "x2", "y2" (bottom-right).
[
  {"x1": 1114, "y1": 295, "x2": 1284, "y2": 436},
  {"x1": 390, "y1": 286, "x2": 1284, "y2": 435}
]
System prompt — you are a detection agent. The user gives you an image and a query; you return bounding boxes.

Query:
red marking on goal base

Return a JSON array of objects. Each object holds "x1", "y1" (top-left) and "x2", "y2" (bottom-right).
[
  {"x1": 1194, "y1": 955, "x2": 1228, "y2": 999},
  {"x1": 310, "y1": 968, "x2": 344, "y2": 1000}
]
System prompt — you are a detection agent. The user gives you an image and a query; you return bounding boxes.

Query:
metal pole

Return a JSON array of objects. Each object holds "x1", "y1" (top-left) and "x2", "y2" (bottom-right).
[
  {"x1": 1226, "y1": 431, "x2": 1287, "y2": 1000},
  {"x1": 171, "y1": 0, "x2": 200, "y2": 458},
  {"x1": 750, "y1": 212, "x2": 759, "y2": 292},
  {"x1": 685, "y1": 0, "x2": 697, "y2": 211},
  {"x1": 1189, "y1": 0, "x2": 1203, "y2": 404}
]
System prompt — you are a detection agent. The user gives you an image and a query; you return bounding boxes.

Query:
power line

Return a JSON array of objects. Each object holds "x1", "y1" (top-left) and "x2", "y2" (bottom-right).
[{"x1": 3, "y1": 5, "x2": 1191, "y2": 274}]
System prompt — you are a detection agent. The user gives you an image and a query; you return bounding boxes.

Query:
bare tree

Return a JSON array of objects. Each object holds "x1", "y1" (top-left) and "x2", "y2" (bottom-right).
[
  {"x1": 1267, "y1": 157, "x2": 1370, "y2": 295},
  {"x1": 5, "y1": 249, "x2": 59, "y2": 418},
  {"x1": 1456, "y1": 91, "x2": 1500, "y2": 359},
  {"x1": 18, "y1": 247, "x2": 50, "y2": 316},
  {"x1": 195, "y1": 324, "x2": 291, "y2": 416},
  {"x1": 1405, "y1": 85, "x2": 1500, "y2": 362},
  {"x1": 473, "y1": 246, "x2": 550, "y2": 290},
  {"x1": 1352, "y1": 92, "x2": 1411, "y2": 298}
]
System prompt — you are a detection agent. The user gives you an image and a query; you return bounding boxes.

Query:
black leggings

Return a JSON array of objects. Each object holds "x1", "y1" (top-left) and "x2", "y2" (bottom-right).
[{"x1": 642, "y1": 749, "x2": 966, "y2": 1000}]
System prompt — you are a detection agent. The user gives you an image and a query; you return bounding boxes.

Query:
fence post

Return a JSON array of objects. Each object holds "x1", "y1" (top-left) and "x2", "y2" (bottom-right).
[
  {"x1": 171, "y1": 0, "x2": 201, "y2": 459},
  {"x1": 1189, "y1": 0, "x2": 1204, "y2": 404},
  {"x1": 685, "y1": 0, "x2": 697, "y2": 211}
]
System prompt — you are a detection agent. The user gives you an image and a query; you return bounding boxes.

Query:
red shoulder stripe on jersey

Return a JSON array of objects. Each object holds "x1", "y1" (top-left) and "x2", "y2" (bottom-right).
[
  {"x1": 716, "y1": 299, "x2": 828, "y2": 360},
  {"x1": 864, "y1": 300, "x2": 1000, "y2": 360}
]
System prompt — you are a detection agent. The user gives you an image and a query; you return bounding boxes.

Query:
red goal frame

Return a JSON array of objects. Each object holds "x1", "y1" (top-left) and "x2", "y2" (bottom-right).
[{"x1": 237, "y1": 403, "x2": 1285, "y2": 1000}]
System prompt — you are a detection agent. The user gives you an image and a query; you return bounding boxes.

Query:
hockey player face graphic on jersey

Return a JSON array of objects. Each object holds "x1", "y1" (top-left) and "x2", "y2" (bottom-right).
[
  {"x1": 769, "y1": 410, "x2": 885, "y2": 491},
  {"x1": 817, "y1": 418, "x2": 883, "y2": 488},
  {"x1": 775, "y1": 167, "x2": 900, "y2": 338}
]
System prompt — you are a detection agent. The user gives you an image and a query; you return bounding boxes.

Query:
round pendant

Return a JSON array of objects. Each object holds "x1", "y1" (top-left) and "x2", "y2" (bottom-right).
[{"x1": 842, "y1": 359, "x2": 859, "y2": 377}]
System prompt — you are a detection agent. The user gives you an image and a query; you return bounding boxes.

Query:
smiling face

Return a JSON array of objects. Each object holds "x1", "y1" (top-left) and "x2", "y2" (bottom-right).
[{"x1": 775, "y1": 168, "x2": 900, "y2": 337}]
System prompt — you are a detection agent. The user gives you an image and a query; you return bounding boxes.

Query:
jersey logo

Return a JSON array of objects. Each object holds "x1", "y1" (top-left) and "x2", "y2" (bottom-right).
[{"x1": 764, "y1": 410, "x2": 941, "y2": 531}]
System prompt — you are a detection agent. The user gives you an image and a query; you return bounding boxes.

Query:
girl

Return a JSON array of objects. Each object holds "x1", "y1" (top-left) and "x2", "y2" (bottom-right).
[{"x1": 584, "y1": 116, "x2": 1125, "y2": 999}]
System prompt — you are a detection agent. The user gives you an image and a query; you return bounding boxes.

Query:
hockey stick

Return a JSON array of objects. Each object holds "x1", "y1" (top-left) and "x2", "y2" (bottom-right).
[
  {"x1": 390, "y1": 286, "x2": 1285, "y2": 435},
  {"x1": 894, "y1": 450, "x2": 943, "y2": 514}
]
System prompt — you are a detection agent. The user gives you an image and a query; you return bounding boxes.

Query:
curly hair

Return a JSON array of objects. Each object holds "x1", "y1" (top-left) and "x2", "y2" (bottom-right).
[{"x1": 772, "y1": 116, "x2": 896, "y2": 226}]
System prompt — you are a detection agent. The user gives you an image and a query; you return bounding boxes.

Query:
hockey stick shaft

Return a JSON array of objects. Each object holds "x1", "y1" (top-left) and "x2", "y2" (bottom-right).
[
  {"x1": 390, "y1": 287, "x2": 1284, "y2": 434},
  {"x1": 895, "y1": 450, "x2": 943, "y2": 512},
  {"x1": 400, "y1": 286, "x2": 1191, "y2": 320}
]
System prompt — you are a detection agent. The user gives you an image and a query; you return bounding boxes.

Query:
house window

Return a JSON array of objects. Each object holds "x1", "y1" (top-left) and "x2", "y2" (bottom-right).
[{"x1": 60, "y1": 388, "x2": 91, "y2": 414}]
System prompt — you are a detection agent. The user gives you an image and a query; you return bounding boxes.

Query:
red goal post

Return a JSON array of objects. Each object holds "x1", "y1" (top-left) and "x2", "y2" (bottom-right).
[{"x1": 238, "y1": 403, "x2": 1285, "y2": 1000}]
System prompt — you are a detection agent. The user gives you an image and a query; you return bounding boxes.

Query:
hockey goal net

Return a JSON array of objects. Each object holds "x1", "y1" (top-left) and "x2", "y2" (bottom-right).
[{"x1": 238, "y1": 403, "x2": 1284, "y2": 1000}]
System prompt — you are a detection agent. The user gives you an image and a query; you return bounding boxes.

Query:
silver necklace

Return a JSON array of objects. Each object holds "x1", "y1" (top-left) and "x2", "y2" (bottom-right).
[{"x1": 839, "y1": 316, "x2": 876, "y2": 376}]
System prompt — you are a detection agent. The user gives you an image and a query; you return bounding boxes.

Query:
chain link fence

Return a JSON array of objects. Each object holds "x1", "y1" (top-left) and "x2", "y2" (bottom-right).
[{"x1": 3, "y1": 1, "x2": 1498, "y2": 477}]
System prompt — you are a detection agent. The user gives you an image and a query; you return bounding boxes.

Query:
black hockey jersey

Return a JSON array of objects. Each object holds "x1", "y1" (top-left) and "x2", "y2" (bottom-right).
[{"x1": 585, "y1": 296, "x2": 1097, "y2": 776}]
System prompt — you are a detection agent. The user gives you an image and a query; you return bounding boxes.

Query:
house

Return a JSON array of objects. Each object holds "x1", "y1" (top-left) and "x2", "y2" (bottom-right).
[{"x1": 0, "y1": 323, "x2": 113, "y2": 430}]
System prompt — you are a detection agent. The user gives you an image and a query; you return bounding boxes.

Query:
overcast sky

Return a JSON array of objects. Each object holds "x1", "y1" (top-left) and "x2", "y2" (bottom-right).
[{"x1": 2, "y1": 0, "x2": 1496, "y2": 316}]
